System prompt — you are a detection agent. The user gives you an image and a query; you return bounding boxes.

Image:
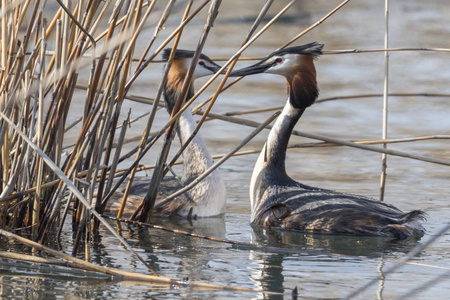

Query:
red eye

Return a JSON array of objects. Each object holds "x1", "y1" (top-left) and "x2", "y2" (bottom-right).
[
  {"x1": 199, "y1": 61, "x2": 205, "y2": 66},
  {"x1": 275, "y1": 58, "x2": 282, "y2": 63}
]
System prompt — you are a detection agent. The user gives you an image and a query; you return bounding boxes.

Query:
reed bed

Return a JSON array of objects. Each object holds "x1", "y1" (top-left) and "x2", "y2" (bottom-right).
[{"x1": 0, "y1": 0, "x2": 448, "y2": 297}]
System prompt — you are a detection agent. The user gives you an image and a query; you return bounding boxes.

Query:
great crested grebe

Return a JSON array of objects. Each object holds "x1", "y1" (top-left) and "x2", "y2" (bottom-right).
[
  {"x1": 229, "y1": 42, "x2": 425, "y2": 238},
  {"x1": 108, "y1": 49, "x2": 226, "y2": 219}
]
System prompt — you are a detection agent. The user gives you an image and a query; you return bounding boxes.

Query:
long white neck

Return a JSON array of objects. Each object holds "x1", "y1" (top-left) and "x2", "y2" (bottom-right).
[
  {"x1": 176, "y1": 109, "x2": 215, "y2": 180},
  {"x1": 250, "y1": 100, "x2": 304, "y2": 216},
  {"x1": 161, "y1": 78, "x2": 226, "y2": 217},
  {"x1": 176, "y1": 108, "x2": 226, "y2": 216}
]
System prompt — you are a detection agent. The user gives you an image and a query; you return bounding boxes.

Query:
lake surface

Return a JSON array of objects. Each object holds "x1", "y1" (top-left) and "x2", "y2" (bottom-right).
[{"x1": 1, "y1": 0, "x2": 449, "y2": 299}]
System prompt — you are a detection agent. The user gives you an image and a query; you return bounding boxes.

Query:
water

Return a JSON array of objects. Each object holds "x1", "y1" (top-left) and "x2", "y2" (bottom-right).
[{"x1": 1, "y1": 0, "x2": 450, "y2": 299}]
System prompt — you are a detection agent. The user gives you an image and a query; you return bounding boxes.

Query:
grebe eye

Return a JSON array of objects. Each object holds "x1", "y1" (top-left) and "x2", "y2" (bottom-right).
[
  {"x1": 199, "y1": 61, "x2": 205, "y2": 66},
  {"x1": 275, "y1": 58, "x2": 282, "y2": 63}
]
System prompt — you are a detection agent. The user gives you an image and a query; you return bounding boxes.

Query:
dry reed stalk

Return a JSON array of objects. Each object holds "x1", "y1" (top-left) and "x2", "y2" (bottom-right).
[
  {"x1": 118, "y1": 0, "x2": 154, "y2": 67},
  {"x1": 0, "y1": 0, "x2": 8, "y2": 90},
  {"x1": 83, "y1": 0, "x2": 112, "y2": 46},
  {"x1": 84, "y1": 85, "x2": 449, "y2": 125},
  {"x1": 93, "y1": 131, "x2": 450, "y2": 184},
  {"x1": 0, "y1": 180, "x2": 60, "y2": 204},
  {"x1": 102, "y1": 216, "x2": 255, "y2": 247},
  {"x1": 92, "y1": 104, "x2": 123, "y2": 222},
  {"x1": 199, "y1": 111, "x2": 450, "y2": 166},
  {"x1": 379, "y1": 0, "x2": 390, "y2": 202},
  {"x1": 0, "y1": 229, "x2": 269, "y2": 293},
  {"x1": 0, "y1": 251, "x2": 110, "y2": 274},
  {"x1": 325, "y1": 47, "x2": 450, "y2": 55},
  {"x1": 221, "y1": 92, "x2": 450, "y2": 116},
  {"x1": 75, "y1": 84, "x2": 159, "y2": 106},
  {"x1": 1, "y1": 0, "x2": 12, "y2": 192},
  {"x1": 55, "y1": 0, "x2": 96, "y2": 50},
  {"x1": 82, "y1": 6, "x2": 117, "y2": 120},
  {"x1": 290, "y1": 135, "x2": 450, "y2": 148},
  {"x1": 132, "y1": 0, "x2": 174, "y2": 74},
  {"x1": 190, "y1": 46, "x2": 450, "y2": 63},
  {"x1": 101, "y1": 115, "x2": 130, "y2": 211},
  {"x1": 32, "y1": 26, "x2": 46, "y2": 239},
  {"x1": 191, "y1": 76, "x2": 244, "y2": 114}
]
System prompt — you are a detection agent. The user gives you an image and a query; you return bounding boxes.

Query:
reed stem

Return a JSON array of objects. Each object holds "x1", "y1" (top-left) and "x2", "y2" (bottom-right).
[{"x1": 379, "y1": 0, "x2": 390, "y2": 202}]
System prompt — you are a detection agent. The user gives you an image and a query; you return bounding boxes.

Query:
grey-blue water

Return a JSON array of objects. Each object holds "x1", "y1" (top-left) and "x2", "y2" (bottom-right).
[{"x1": 1, "y1": 0, "x2": 449, "y2": 299}]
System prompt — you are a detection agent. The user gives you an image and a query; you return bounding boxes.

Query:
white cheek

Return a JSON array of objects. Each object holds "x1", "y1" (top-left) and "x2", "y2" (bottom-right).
[
  {"x1": 266, "y1": 55, "x2": 297, "y2": 75},
  {"x1": 183, "y1": 58, "x2": 213, "y2": 79},
  {"x1": 193, "y1": 65, "x2": 212, "y2": 79},
  {"x1": 269, "y1": 62, "x2": 290, "y2": 74}
]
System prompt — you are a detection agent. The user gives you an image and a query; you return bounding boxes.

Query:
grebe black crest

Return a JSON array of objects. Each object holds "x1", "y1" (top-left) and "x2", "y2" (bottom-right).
[
  {"x1": 229, "y1": 42, "x2": 425, "y2": 239},
  {"x1": 106, "y1": 49, "x2": 226, "y2": 219}
]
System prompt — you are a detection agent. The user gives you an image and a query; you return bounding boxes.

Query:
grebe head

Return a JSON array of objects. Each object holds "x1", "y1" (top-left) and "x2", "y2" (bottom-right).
[
  {"x1": 162, "y1": 48, "x2": 223, "y2": 112},
  {"x1": 229, "y1": 42, "x2": 324, "y2": 109},
  {"x1": 230, "y1": 42, "x2": 323, "y2": 77},
  {"x1": 162, "y1": 48, "x2": 222, "y2": 79}
]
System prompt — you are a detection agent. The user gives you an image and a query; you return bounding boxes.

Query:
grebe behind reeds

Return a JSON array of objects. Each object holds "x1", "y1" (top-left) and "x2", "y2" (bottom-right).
[
  {"x1": 154, "y1": 48, "x2": 227, "y2": 218},
  {"x1": 107, "y1": 49, "x2": 226, "y2": 219},
  {"x1": 230, "y1": 43, "x2": 425, "y2": 238}
]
